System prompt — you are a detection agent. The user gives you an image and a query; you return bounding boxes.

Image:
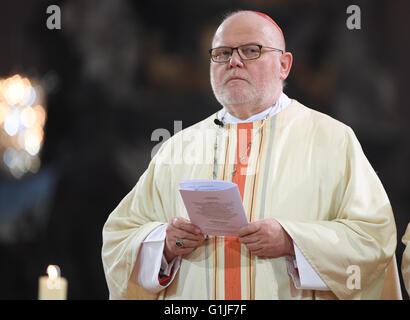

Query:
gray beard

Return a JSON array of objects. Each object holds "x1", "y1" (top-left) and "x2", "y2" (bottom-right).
[{"x1": 212, "y1": 85, "x2": 264, "y2": 108}]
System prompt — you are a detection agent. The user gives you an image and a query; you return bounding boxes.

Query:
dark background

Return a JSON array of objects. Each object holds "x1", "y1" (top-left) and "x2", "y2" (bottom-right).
[{"x1": 0, "y1": 0, "x2": 408, "y2": 300}]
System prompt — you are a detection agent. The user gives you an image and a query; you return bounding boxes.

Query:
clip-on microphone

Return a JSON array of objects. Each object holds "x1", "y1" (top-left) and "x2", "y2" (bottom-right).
[{"x1": 214, "y1": 118, "x2": 224, "y2": 127}]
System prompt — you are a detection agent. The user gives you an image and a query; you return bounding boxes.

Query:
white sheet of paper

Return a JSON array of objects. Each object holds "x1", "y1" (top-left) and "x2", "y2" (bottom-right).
[{"x1": 179, "y1": 180, "x2": 248, "y2": 236}]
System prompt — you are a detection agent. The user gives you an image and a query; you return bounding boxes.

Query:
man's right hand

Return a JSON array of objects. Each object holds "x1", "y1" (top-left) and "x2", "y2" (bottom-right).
[{"x1": 164, "y1": 217, "x2": 206, "y2": 262}]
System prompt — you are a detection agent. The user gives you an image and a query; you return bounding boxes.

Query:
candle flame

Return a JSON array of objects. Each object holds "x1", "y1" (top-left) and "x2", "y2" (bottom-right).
[{"x1": 47, "y1": 265, "x2": 61, "y2": 280}]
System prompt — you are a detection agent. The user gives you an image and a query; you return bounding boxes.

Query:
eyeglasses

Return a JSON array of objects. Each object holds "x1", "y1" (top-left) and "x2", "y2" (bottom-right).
[{"x1": 209, "y1": 43, "x2": 283, "y2": 63}]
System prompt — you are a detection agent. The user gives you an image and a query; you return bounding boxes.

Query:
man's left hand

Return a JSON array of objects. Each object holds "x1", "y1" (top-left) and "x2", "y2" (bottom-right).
[{"x1": 238, "y1": 219, "x2": 295, "y2": 258}]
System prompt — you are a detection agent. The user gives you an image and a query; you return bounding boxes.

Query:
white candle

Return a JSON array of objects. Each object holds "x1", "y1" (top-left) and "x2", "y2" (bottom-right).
[{"x1": 38, "y1": 265, "x2": 68, "y2": 300}]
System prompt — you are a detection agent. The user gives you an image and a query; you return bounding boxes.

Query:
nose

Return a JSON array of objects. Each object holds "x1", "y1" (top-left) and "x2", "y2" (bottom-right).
[{"x1": 228, "y1": 48, "x2": 244, "y2": 68}]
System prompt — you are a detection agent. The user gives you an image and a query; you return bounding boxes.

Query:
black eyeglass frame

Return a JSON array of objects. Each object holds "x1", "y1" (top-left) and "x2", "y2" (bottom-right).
[{"x1": 208, "y1": 43, "x2": 284, "y2": 63}]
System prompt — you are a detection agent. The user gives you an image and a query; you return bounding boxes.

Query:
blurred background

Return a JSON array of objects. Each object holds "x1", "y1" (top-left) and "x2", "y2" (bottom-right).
[{"x1": 0, "y1": 0, "x2": 409, "y2": 299}]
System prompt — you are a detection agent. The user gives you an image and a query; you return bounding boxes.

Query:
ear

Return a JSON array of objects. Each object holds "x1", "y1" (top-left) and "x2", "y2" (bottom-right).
[{"x1": 279, "y1": 52, "x2": 293, "y2": 81}]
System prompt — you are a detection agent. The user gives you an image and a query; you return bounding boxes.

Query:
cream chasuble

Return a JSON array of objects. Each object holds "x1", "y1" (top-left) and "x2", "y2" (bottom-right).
[{"x1": 102, "y1": 99, "x2": 398, "y2": 300}]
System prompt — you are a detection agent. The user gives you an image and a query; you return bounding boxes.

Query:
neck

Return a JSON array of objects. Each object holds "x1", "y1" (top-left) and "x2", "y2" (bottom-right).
[
  {"x1": 223, "y1": 91, "x2": 282, "y2": 120},
  {"x1": 224, "y1": 104, "x2": 269, "y2": 120}
]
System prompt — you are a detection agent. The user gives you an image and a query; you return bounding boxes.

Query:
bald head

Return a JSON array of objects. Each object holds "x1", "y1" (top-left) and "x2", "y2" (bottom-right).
[{"x1": 212, "y1": 11, "x2": 286, "y2": 51}]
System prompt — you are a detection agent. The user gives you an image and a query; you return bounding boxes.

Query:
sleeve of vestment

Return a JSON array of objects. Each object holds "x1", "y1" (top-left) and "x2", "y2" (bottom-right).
[
  {"x1": 276, "y1": 127, "x2": 397, "y2": 299},
  {"x1": 136, "y1": 224, "x2": 181, "y2": 292},
  {"x1": 101, "y1": 143, "x2": 174, "y2": 299},
  {"x1": 286, "y1": 243, "x2": 329, "y2": 290}
]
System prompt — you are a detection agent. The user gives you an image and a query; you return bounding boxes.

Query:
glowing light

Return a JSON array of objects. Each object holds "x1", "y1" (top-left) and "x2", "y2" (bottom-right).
[
  {"x1": 3, "y1": 75, "x2": 32, "y2": 106},
  {"x1": 33, "y1": 104, "x2": 46, "y2": 127},
  {"x1": 4, "y1": 149, "x2": 28, "y2": 178},
  {"x1": 0, "y1": 74, "x2": 47, "y2": 178},
  {"x1": 29, "y1": 124, "x2": 44, "y2": 142},
  {"x1": 17, "y1": 130, "x2": 26, "y2": 149},
  {"x1": 22, "y1": 86, "x2": 37, "y2": 106},
  {"x1": 4, "y1": 108, "x2": 20, "y2": 136},
  {"x1": 24, "y1": 130, "x2": 41, "y2": 155},
  {"x1": 24, "y1": 132, "x2": 41, "y2": 156},
  {"x1": 3, "y1": 147, "x2": 16, "y2": 168},
  {"x1": 20, "y1": 106, "x2": 37, "y2": 127},
  {"x1": 47, "y1": 265, "x2": 60, "y2": 281}
]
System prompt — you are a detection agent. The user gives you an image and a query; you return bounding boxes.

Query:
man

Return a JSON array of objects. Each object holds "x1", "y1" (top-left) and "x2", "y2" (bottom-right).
[{"x1": 102, "y1": 10, "x2": 399, "y2": 299}]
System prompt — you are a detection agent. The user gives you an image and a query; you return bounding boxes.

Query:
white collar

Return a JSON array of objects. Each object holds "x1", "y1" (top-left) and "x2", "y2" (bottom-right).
[{"x1": 217, "y1": 92, "x2": 291, "y2": 124}]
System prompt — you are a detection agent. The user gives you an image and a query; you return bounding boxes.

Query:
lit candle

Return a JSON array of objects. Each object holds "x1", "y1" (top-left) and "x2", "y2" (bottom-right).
[{"x1": 38, "y1": 265, "x2": 68, "y2": 300}]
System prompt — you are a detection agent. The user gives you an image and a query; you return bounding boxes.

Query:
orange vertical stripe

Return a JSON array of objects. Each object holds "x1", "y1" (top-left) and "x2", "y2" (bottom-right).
[
  {"x1": 224, "y1": 122, "x2": 253, "y2": 300},
  {"x1": 224, "y1": 235, "x2": 241, "y2": 299}
]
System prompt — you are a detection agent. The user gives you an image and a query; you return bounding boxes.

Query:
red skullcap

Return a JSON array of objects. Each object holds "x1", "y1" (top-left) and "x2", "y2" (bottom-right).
[{"x1": 239, "y1": 10, "x2": 284, "y2": 40}]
